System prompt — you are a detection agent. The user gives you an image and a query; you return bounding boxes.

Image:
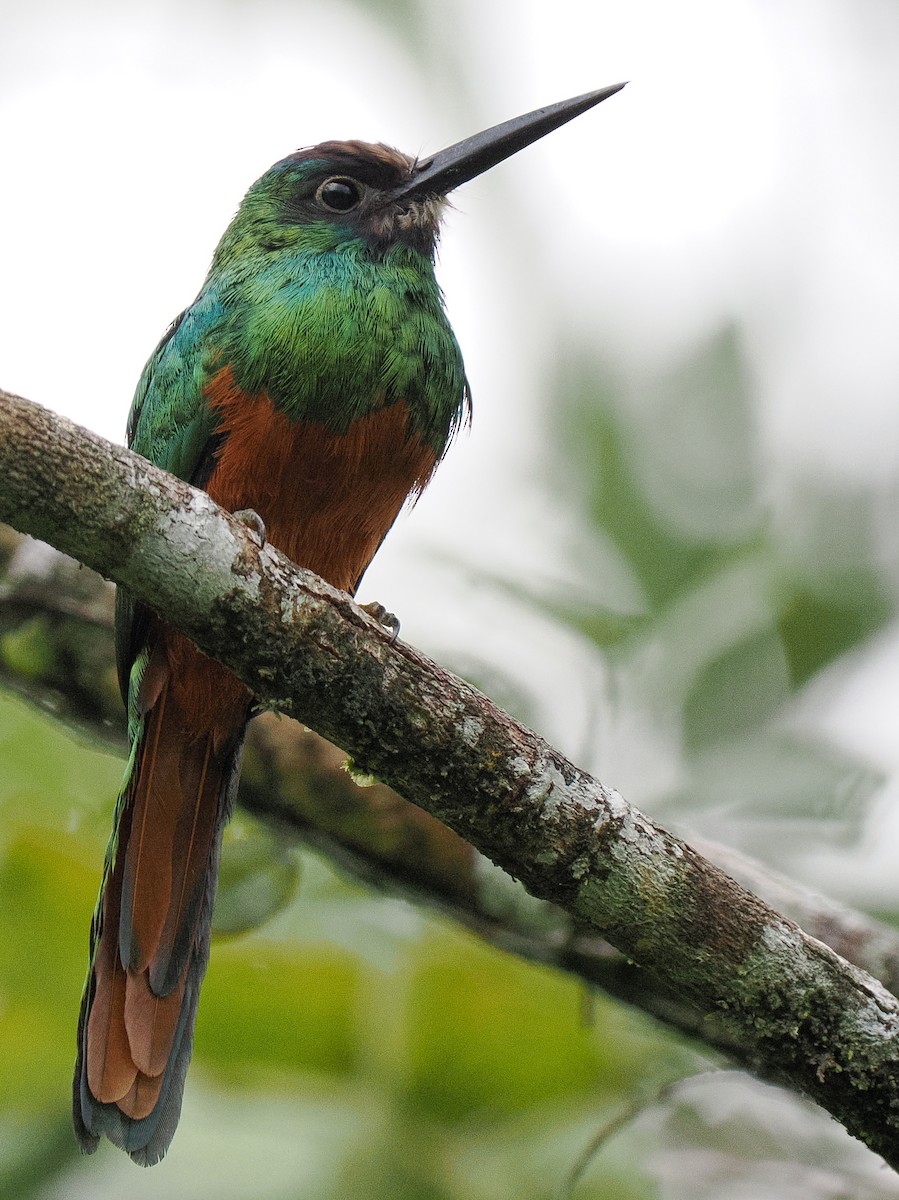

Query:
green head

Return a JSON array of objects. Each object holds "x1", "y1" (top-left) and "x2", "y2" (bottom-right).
[
  {"x1": 212, "y1": 83, "x2": 626, "y2": 267},
  {"x1": 199, "y1": 83, "x2": 626, "y2": 448}
]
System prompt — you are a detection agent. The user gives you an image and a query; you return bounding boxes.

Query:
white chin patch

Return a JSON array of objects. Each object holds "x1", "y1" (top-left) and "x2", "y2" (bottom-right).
[{"x1": 373, "y1": 195, "x2": 448, "y2": 240}]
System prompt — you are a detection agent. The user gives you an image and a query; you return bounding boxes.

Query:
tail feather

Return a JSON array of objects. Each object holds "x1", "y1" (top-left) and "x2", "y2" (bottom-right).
[
  {"x1": 123, "y1": 973, "x2": 186, "y2": 1078},
  {"x1": 74, "y1": 670, "x2": 245, "y2": 1165},
  {"x1": 85, "y1": 941, "x2": 132, "y2": 1102},
  {"x1": 119, "y1": 684, "x2": 177, "y2": 975},
  {"x1": 149, "y1": 735, "x2": 221, "y2": 996},
  {"x1": 76, "y1": 967, "x2": 202, "y2": 1165}
]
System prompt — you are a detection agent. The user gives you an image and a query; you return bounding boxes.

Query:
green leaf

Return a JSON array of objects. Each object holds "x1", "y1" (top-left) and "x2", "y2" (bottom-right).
[
  {"x1": 683, "y1": 629, "x2": 790, "y2": 750},
  {"x1": 553, "y1": 327, "x2": 761, "y2": 610},
  {"x1": 214, "y1": 812, "x2": 301, "y2": 935}
]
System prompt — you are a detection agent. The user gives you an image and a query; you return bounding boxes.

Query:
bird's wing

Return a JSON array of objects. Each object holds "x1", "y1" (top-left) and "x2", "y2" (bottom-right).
[{"x1": 115, "y1": 294, "x2": 226, "y2": 699}]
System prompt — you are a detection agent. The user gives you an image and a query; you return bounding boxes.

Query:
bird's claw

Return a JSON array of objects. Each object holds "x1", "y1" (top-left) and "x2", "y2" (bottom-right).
[
  {"x1": 360, "y1": 600, "x2": 401, "y2": 643},
  {"x1": 233, "y1": 509, "x2": 267, "y2": 547}
]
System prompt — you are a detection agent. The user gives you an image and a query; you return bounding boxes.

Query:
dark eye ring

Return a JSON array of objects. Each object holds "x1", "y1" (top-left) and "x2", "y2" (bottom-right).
[{"x1": 316, "y1": 177, "x2": 363, "y2": 213}]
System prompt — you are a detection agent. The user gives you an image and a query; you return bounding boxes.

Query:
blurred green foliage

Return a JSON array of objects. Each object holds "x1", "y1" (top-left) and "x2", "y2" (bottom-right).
[
  {"x1": 0, "y1": 688, "x2": 695, "y2": 1199},
  {"x1": 541, "y1": 327, "x2": 887, "y2": 855}
]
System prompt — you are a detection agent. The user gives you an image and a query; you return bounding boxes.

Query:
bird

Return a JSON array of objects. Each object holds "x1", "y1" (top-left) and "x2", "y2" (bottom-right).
[{"x1": 73, "y1": 81, "x2": 625, "y2": 1165}]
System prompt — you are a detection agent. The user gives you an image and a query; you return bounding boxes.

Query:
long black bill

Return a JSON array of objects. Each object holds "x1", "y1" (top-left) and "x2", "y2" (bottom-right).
[{"x1": 392, "y1": 82, "x2": 626, "y2": 202}]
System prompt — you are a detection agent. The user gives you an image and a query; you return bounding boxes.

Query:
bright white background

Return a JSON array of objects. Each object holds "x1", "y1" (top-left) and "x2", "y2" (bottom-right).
[{"x1": 5, "y1": 0, "x2": 898, "y2": 468}]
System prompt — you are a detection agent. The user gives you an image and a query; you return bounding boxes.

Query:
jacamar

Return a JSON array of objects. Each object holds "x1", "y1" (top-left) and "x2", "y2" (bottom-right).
[{"x1": 73, "y1": 82, "x2": 625, "y2": 1164}]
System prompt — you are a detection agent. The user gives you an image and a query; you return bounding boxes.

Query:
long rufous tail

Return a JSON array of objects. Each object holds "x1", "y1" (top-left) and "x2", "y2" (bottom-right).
[{"x1": 74, "y1": 645, "x2": 245, "y2": 1165}]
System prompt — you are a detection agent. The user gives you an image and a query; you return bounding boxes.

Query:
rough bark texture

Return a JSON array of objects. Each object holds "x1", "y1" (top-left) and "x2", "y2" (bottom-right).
[
  {"x1": 10, "y1": 526, "x2": 899, "y2": 1062},
  {"x1": 3, "y1": 389, "x2": 899, "y2": 1168}
]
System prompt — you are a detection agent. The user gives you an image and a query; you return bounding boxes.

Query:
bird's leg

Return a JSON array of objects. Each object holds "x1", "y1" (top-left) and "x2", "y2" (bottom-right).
[
  {"x1": 359, "y1": 600, "x2": 401, "y2": 644},
  {"x1": 233, "y1": 508, "x2": 267, "y2": 547}
]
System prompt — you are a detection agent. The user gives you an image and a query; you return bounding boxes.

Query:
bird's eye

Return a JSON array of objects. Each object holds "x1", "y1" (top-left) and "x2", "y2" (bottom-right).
[{"x1": 316, "y1": 177, "x2": 363, "y2": 212}]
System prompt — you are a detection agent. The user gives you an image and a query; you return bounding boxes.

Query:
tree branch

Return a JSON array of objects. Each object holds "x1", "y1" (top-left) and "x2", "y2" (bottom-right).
[
  {"x1": 3, "y1": 388, "x2": 899, "y2": 1168},
  {"x1": 5, "y1": 523, "x2": 899, "y2": 1022}
]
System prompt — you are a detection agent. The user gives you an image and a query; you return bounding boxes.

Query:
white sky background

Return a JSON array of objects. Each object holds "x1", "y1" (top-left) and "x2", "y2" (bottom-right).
[
  {"x1": 4, "y1": 0, "x2": 899, "y2": 891},
  {"x1": 1, "y1": 0, "x2": 895, "y2": 470},
  {"x1": 8, "y1": 2, "x2": 898, "y2": 474}
]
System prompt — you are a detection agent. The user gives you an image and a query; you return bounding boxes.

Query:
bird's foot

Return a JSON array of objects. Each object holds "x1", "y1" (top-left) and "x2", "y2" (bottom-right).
[
  {"x1": 360, "y1": 600, "x2": 401, "y2": 643},
  {"x1": 233, "y1": 508, "x2": 267, "y2": 547}
]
